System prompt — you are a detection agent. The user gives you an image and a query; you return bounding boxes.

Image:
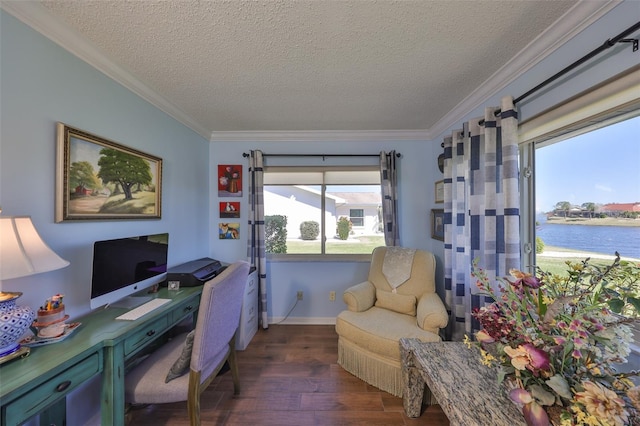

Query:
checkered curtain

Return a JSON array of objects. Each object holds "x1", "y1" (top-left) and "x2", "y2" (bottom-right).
[
  {"x1": 380, "y1": 151, "x2": 400, "y2": 246},
  {"x1": 246, "y1": 150, "x2": 268, "y2": 329},
  {"x1": 444, "y1": 96, "x2": 521, "y2": 341}
]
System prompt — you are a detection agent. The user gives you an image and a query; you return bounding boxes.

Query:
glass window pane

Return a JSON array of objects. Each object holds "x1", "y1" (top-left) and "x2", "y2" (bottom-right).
[
  {"x1": 264, "y1": 168, "x2": 384, "y2": 256},
  {"x1": 264, "y1": 185, "x2": 322, "y2": 254},
  {"x1": 326, "y1": 185, "x2": 384, "y2": 254},
  {"x1": 534, "y1": 115, "x2": 640, "y2": 277}
]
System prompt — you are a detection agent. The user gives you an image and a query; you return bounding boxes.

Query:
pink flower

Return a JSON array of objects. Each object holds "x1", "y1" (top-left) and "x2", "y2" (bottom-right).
[
  {"x1": 504, "y1": 344, "x2": 550, "y2": 372},
  {"x1": 509, "y1": 269, "x2": 542, "y2": 289},
  {"x1": 553, "y1": 336, "x2": 566, "y2": 345},
  {"x1": 509, "y1": 388, "x2": 549, "y2": 426}
]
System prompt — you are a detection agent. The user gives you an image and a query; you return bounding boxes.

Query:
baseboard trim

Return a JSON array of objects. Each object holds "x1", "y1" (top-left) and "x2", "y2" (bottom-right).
[{"x1": 269, "y1": 316, "x2": 336, "y2": 325}]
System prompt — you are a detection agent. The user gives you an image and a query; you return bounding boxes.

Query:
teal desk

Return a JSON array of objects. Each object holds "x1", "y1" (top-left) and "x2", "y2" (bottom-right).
[{"x1": 0, "y1": 286, "x2": 202, "y2": 426}]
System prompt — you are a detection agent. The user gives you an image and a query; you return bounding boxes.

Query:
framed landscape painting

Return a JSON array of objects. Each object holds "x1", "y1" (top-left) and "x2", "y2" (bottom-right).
[{"x1": 55, "y1": 123, "x2": 163, "y2": 222}]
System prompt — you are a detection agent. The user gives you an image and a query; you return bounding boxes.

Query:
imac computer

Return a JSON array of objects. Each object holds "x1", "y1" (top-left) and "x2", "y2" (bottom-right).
[{"x1": 90, "y1": 233, "x2": 169, "y2": 310}]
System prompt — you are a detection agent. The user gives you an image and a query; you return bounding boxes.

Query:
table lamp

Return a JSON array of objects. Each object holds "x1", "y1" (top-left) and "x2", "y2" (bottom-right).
[{"x1": 0, "y1": 215, "x2": 70, "y2": 364}]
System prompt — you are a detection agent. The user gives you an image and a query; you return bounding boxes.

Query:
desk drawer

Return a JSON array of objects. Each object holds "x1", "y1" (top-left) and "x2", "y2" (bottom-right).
[
  {"x1": 171, "y1": 294, "x2": 200, "y2": 323},
  {"x1": 124, "y1": 315, "x2": 170, "y2": 356},
  {"x1": 5, "y1": 351, "x2": 101, "y2": 426}
]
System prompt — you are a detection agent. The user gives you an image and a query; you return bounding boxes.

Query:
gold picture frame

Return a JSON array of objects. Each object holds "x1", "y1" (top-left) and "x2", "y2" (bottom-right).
[
  {"x1": 55, "y1": 123, "x2": 163, "y2": 222},
  {"x1": 434, "y1": 180, "x2": 444, "y2": 203}
]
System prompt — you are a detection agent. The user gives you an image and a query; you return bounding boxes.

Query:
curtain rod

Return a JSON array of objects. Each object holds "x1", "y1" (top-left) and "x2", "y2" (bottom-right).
[
  {"x1": 242, "y1": 152, "x2": 401, "y2": 158},
  {"x1": 477, "y1": 20, "x2": 640, "y2": 126}
]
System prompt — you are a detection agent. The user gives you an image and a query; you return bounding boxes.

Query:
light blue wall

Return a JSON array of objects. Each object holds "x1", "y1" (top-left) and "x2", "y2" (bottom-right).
[
  {"x1": 209, "y1": 139, "x2": 442, "y2": 321},
  {"x1": 1, "y1": 11, "x2": 211, "y2": 425},
  {"x1": 0, "y1": 11, "x2": 211, "y2": 319}
]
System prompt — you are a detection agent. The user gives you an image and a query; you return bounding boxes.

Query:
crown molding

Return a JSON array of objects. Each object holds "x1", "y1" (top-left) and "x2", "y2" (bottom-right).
[
  {"x1": 427, "y1": 0, "x2": 621, "y2": 140},
  {"x1": 209, "y1": 129, "x2": 430, "y2": 142},
  {"x1": 0, "y1": 1, "x2": 211, "y2": 140},
  {"x1": 1, "y1": 0, "x2": 619, "y2": 144}
]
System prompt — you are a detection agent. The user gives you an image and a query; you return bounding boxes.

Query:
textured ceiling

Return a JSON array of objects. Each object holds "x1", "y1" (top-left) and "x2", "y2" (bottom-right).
[{"x1": 32, "y1": 0, "x2": 582, "y2": 138}]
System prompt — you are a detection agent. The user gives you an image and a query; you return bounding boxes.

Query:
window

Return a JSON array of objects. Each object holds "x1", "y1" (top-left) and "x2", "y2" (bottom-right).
[
  {"x1": 263, "y1": 166, "x2": 384, "y2": 257},
  {"x1": 349, "y1": 209, "x2": 364, "y2": 227},
  {"x1": 519, "y1": 68, "x2": 640, "y2": 273},
  {"x1": 533, "y1": 115, "x2": 640, "y2": 273},
  {"x1": 518, "y1": 70, "x2": 640, "y2": 359}
]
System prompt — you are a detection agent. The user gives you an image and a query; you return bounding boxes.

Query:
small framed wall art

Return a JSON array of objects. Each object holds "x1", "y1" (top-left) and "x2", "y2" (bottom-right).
[
  {"x1": 218, "y1": 165, "x2": 242, "y2": 197},
  {"x1": 55, "y1": 122, "x2": 162, "y2": 222},
  {"x1": 219, "y1": 202, "x2": 240, "y2": 218},
  {"x1": 434, "y1": 180, "x2": 444, "y2": 204},
  {"x1": 218, "y1": 223, "x2": 240, "y2": 239},
  {"x1": 431, "y1": 209, "x2": 444, "y2": 241}
]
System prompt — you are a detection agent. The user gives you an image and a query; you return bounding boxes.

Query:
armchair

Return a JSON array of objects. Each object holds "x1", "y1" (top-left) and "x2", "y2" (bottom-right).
[{"x1": 335, "y1": 246, "x2": 447, "y2": 397}]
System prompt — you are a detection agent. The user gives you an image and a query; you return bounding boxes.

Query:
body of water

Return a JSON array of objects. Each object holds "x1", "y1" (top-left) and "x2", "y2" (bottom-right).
[{"x1": 536, "y1": 219, "x2": 640, "y2": 260}]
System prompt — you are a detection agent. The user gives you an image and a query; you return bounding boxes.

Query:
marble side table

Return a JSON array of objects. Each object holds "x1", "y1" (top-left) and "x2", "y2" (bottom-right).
[{"x1": 400, "y1": 338, "x2": 527, "y2": 426}]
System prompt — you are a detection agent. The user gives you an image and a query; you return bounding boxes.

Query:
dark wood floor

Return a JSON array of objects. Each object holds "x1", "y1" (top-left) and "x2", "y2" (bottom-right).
[{"x1": 126, "y1": 324, "x2": 449, "y2": 425}]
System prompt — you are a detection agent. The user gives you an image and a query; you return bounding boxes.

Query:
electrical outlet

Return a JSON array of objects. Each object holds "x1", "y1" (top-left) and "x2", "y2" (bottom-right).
[
  {"x1": 329, "y1": 291, "x2": 336, "y2": 301},
  {"x1": 297, "y1": 291, "x2": 303, "y2": 301}
]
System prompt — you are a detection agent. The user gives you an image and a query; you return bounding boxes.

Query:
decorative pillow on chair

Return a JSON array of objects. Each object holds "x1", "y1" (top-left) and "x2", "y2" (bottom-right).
[
  {"x1": 165, "y1": 330, "x2": 195, "y2": 383},
  {"x1": 374, "y1": 289, "x2": 417, "y2": 316}
]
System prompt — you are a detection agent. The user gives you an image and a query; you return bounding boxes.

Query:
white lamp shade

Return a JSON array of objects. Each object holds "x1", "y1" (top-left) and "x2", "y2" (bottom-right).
[{"x1": 0, "y1": 216, "x2": 70, "y2": 280}]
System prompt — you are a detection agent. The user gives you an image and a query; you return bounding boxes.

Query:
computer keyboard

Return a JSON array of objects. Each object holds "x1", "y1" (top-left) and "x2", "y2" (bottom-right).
[{"x1": 115, "y1": 298, "x2": 171, "y2": 320}]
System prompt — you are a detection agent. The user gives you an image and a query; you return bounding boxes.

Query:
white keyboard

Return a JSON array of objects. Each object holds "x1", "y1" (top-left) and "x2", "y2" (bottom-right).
[{"x1": 115, "y1": 298, "x2": 171, "y2": 320}]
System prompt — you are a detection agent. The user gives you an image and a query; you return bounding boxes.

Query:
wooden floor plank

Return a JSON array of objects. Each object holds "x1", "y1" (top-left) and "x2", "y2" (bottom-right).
[{"x1": 126, "y1": 324, "x2": 449, "y2": 425}]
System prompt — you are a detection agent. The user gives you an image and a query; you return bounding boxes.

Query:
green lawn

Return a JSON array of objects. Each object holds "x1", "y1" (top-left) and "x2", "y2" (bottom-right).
[
  {"x1": 285, "y1": 235, "x2": 385, "y2": 254},
  {"x1": 535, "y1": 246, "x2": 623, "y2": 276},
  {"x1": 278, "y1": 240, "x2": 624, "y2": 274}
]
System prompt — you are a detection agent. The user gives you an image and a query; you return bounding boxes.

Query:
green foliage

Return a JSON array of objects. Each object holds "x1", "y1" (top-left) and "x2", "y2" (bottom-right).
[
  {"x1": 97, "y1": 148, "x2": 152, "y2": 200},
  {"x1": 69, "y1": 161, "x2": 102, "y2": 193},
  {"x1": 336, "y1": 216, "x2": 352, "y2": 240},
  {"x1": 535, "y1": 236, "x2": 545, "y2": 254},
  {"x1": 299, "y1": 221, "x2": 319, "y2": 240},
  {"x1": 538, "y1": 253, "x2": 640, "y2": 319},
  {"x1": 265, "y1": 215, "x2": 287, "y2": 253}
]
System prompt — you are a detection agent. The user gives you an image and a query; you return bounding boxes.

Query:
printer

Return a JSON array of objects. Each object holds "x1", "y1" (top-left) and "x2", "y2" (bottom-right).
[{"x1": 165, "y1": 257, "x2": 227, "y2": 287}]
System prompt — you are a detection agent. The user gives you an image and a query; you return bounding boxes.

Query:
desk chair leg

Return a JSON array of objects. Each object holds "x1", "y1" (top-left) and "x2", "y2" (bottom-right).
[
  {"x1": 229, "y1": 336, "x2": 240, "y2": 395},
  {"x1": 187, "y1": 370, "x2": 202, "y2": 426}
]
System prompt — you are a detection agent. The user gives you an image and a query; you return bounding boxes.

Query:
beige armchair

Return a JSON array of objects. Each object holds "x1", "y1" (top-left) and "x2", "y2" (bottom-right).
[{"x1": 335, "y1": 246, "x2": 448, "y2": 397}]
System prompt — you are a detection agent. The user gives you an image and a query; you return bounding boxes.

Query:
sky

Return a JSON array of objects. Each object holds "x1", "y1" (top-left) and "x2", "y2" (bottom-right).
[{"x1": 535, "y1": 115, "x2": 640, "y2": 213}]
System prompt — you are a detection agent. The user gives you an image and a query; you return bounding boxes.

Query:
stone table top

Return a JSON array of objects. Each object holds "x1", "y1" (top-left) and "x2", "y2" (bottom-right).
[{"x1": 400, "y1": 338, "x2": 527, "y2": 426}]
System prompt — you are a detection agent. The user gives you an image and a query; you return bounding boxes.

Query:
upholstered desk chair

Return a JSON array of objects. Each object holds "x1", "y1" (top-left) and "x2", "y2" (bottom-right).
[
  {"x1": 335, "y1": 246, "x2": 448, "y2": 397},
  {"x1": 125, "y1": 261, "x2": 250, "y2": 426}
]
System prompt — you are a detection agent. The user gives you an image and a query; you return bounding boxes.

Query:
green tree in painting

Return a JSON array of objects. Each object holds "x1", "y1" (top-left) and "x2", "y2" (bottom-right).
[
  {"x1": 555, "y1": 201, "x2": 571, "y2": 218},
  {"x1": 97, "y1": 149, "x2": 152, "y2": 200},
  {"x1": 69, "y1": 161, "x2": 102, "y2": 194}
]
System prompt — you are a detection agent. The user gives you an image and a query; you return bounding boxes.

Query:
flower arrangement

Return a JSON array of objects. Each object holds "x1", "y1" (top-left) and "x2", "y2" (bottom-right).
[{"x1": 466, "y1": 254, "x2": 640, "y2": 426}]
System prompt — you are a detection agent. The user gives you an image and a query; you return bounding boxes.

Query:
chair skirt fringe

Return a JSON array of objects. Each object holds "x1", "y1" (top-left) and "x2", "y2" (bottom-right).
[{"x1": 337, "y1": 337, "x2": 403, "y2": 397}]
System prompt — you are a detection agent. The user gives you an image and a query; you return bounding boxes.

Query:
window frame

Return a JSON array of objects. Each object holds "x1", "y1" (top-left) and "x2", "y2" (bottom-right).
[
  {"x1": 263, "y1": 165, "x2": 382, "y2": 262},
  {"x1": 519, "y1": 68, "x2": 640, "y2": 354},
  {"x1": 349, "y1": 208, "x2": 365, "y2": 227}
]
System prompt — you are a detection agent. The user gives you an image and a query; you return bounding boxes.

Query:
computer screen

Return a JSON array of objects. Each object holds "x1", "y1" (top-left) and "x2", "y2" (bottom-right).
[{"x1": 90, "y1": 233, "x2": 168, "y2": 309}]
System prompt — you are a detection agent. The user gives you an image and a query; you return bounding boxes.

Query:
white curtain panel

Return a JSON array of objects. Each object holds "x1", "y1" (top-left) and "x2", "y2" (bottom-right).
[
  {"x1": 246, "y1": 150, "x2": 268, "y2": 329},
  {"x1": 444, "y1": 96, "x2": 521, "y2": 341}
]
